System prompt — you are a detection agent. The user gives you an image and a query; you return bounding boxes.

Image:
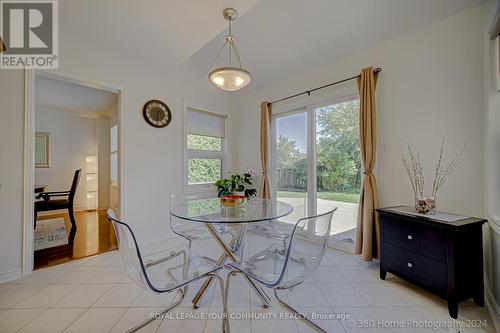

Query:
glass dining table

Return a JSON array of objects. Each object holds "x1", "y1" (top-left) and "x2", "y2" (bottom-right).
[{"x1": 170, "y1": 197, "x2": 294, "y2": 308}]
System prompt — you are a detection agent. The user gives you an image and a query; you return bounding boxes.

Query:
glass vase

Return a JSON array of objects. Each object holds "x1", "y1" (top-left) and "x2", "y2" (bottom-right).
[
  {"x1": 425, "y1": 197, "x2": 436, "y2": 215},
  {"x1": 414, "y1": 196, "x2": 436, "y2": 215}
]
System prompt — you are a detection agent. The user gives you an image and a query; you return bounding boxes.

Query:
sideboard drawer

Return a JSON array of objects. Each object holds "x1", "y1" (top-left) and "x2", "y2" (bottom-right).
[
  {"x1": 383, "y1": 217, "x2": 446, "y2": 261},
  {"x1": 383, "y1": 242, "x2": 446, "y2": 292},
  {"x1": 377, "y1": 206, "x2": 486, "y2": 319}
]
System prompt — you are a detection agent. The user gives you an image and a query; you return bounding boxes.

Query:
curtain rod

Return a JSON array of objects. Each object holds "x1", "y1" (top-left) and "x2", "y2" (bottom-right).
[{"x1": 269, "y1": 67, "x2": 381, "y2": 105}]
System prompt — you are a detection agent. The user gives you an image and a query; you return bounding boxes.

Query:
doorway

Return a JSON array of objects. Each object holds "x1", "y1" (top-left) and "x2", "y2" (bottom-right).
[
  {"x1": 272, "y1": 95, "x2": 361, "y2": 252},
  {"x1": 23, "y1": 71, "x2": 125, "y2": 274}
]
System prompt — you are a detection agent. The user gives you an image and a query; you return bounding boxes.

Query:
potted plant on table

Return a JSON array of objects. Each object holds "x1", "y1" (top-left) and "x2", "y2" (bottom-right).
[{"x1": 215, "y1": 170, "x2": 258, "y2": 198}]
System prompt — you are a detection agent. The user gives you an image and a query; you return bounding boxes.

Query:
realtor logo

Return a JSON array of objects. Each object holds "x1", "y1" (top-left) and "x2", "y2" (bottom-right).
[{"x1": 1, "y1": 0, "x2": 58, "y2": 68}]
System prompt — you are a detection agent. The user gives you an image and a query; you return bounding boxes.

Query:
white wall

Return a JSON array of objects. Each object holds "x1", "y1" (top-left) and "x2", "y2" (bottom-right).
[
  {"x1": 35, "y1": 108, "x2": 98, "y2": 210},
  {"x1": 0, "y1": 71, "x2": 24, "y2": 282},
  {"x1": 234, "y1": 6, "x2": 485, "y2": 217},
  {"x1": 483, "y1": 0, "x2": 500, "y2": 327},
  {"x1": 0, "y1": 53, "x2": 238, "y2": 280}
]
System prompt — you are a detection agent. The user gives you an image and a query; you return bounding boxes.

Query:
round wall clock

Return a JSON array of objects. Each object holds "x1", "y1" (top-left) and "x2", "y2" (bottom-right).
[{"x1": 142, "y1": 100, "x2": 172, "y2": 128}]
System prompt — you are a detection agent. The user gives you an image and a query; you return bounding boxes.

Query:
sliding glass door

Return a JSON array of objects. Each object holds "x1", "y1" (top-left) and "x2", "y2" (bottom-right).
[
  {"x1": 274, "y1": 110, "x2": 310, "y2": 224},
  {"x1": 272, "y1": 96, "x2": 361, "y2": 251}
]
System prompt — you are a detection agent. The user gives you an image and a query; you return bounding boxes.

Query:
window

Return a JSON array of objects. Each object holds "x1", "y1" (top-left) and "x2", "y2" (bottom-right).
[
  {"x1": 110, "y1": 124, "x2": 118, "y2": 183},
  {"x1": 185, "y1": 106, "x2": 226, "y2": 187}
]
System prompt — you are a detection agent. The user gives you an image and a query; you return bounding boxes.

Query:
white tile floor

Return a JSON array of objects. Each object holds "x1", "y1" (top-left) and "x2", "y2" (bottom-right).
[{"x1": 0, "y1": 237, "x2": 495, "y2": 333}]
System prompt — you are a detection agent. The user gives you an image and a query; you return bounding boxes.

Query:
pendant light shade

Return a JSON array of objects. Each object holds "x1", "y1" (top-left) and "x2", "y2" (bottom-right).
[
  {"x1": 209, "y1": 8, "x2": 252, "y2": 91},
  {"x1": 209, "y1": 67, "x2": 252, "y2": 91}
]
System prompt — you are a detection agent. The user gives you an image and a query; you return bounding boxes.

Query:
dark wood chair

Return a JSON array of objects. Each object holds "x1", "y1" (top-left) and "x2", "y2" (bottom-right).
[{"x1": 34, "y1": 169, "x2": 82, "y2": 229}]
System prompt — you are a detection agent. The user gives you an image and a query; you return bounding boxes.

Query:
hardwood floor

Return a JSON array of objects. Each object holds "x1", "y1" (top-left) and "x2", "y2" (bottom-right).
[{"x1": 34, "y1": 210, "x2": 117, "y2": 270}]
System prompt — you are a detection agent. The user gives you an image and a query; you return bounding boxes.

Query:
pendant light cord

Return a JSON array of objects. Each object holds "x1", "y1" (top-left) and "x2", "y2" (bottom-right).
[
  {"x1": 210, "y1": 19, "x2": 243, "y2": 71},
  {"x1": 228, "y1": 21, "x2": 232, "y2": 66}
]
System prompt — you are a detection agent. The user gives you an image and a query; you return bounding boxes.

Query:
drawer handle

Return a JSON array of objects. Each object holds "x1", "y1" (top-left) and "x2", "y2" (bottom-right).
[
  {"x1": 407, "y1": 262, "x2": 413, "y2": 268},
  {"x1": 407, "y1": 235, "x2": 413, "y2": 240}
]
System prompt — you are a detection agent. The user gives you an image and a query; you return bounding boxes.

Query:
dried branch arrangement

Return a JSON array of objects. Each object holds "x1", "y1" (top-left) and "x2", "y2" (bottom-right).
[
  {"x1": 431, "y1": 138, "x2": 467, "y2": 198},
  {"x1": 400, "y1": 143, "x2": 425, "y2": 202},
  {"x1": 400, "y1": 138, "x2": 467, "y2": 212}
]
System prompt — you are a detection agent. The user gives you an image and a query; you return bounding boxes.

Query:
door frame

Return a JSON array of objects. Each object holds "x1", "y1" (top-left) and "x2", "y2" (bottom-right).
[
  {"x1": 270, "y1": 90, "x2": 360, "y2": 249},
  {"x1": 23, "y1": 69, "x2": 127, "y2": 276}
]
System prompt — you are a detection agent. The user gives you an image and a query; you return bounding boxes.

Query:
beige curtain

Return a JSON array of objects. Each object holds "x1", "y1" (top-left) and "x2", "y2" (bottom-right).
[
  {"x1": 260, "y1": 101, "x2": 272, "y2": 199},
  {"x1": 355, "y1": 67, "x2": 380, "y2": 261}
]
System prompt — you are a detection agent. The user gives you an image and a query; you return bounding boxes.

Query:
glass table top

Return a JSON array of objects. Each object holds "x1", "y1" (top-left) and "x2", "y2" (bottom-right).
[{"x1": 170, "y1": 197, "x2": 294, "y2": 223}]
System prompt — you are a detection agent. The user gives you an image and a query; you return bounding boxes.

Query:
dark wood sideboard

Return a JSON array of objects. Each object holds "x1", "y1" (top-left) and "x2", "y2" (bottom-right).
[{"x1": 376, "y1": 206, "x2": 486, "y2": 318}]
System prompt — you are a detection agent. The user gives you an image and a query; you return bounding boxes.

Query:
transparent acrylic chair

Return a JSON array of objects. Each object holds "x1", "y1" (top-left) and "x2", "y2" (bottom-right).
[
  {"x1": 170, "y1": 191, "x2": 232, "y2": 248},
  {"x1": 226, "y1": 208, "x2": 337, "y2": 333},
  {"x1": 106, "y1": 209, "x2": 229, "y2": 333},
  {"x1": 247, "y1": 219, "x2": 294, "y2": 240}
]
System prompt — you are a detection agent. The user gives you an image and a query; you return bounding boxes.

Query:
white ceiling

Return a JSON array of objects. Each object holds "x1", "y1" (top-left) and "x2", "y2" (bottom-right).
[
  {"x1": 191, "y1": 0, "x2": 484, "y2": 90},
  {"x1": 35, "y1": 76, "x2": 118, "y2": 114},
  {"x1": 60, "y1": 0, "x2": 262, "y2": 76}
]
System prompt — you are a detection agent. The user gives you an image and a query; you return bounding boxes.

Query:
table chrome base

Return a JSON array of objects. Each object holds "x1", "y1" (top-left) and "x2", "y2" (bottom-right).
[{"x1": 192, "y1": 223, "x2": 272, "y2": 309}]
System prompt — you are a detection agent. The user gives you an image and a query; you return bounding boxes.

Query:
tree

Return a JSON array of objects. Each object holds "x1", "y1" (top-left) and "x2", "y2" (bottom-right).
[
  {"x1": 273, "y1": 99, "x2": 361, "y2": 195},
  {"x1": 186, "y1": 135, "x2": 222, "y2": 184},
  {"x1": 316, "y1": 99, "x2": 361, "y2": 192},
  {"x1": 276, "y1": 135, "x2": 304, "y2": 169},
  {"x1": 276, "y1": 135, "x2": 307, "y2": 190}
]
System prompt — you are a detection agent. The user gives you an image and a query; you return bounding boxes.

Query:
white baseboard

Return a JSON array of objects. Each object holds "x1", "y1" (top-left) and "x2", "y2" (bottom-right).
[
  {"x1": 485, "y1": 286, "x2": 500, "y2": 332},
  {"x1": 0, "y1": 267, "x2": 22, "y2": 284}
]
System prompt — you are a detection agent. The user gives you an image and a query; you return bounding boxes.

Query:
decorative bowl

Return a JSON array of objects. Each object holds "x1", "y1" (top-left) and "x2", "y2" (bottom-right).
[{"x1": 220, "y1": 195, "x2": 246, "y2": 207}]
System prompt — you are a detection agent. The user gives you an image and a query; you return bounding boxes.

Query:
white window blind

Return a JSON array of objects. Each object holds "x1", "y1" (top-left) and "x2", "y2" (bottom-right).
[
  {"x1": 110, "y1": 125, "x2": 118, "y2": 182},
  {"x1": 187, "y1": 107, "x2": 226, "y2": 138}
]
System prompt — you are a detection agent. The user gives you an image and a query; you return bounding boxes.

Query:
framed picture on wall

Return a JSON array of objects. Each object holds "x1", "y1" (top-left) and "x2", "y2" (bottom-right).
[{"x1": 35, "y1": 132, "x2": 51, "y2": 168}]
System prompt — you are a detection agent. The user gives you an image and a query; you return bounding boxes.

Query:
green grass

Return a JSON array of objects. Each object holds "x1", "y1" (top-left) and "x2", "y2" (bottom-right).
[{"x1": 278, "y1": 191, "x2": 360, "y2": 204}]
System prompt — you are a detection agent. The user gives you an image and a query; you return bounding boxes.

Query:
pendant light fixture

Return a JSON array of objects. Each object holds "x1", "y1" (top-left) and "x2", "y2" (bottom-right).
[{"x1": 209, "y1": 8, "x2": 252, "y2": 91}]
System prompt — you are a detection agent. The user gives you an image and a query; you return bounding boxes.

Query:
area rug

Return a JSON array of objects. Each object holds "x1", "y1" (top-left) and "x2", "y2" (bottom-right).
[{"x1": 34, "y1": 218, "x2": 68, "y2": 251}]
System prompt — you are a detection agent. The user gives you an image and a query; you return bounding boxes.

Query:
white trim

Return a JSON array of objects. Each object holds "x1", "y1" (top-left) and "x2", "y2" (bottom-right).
[
  {"x1": 488, "y1": 215, "x2": 500, "y2": 234},
  {"x1": 35, "y1": 70, "x2": 122, "y2": 93},
  {"x1": 36, "y1": 105, "x2": 109, "y2": 119},
  {"x1": 485, "y1": 286, "x2": 500, "y2": 332},
  {"x1": 0, "y1": 268, "x2": 22, "y2": 284},
  {"x1": 494, "y1": 36, "x2": 500, "y2": 92},
  {"x1": 270, "y1": 113, "x2": 277, "y2": 196},
  {"x1": 306, "y1": 104, "x2": 316, "y2": 217},
  {"x1": 23, "y1": 70, "x2": 35, "y2": 277},
  {"x1": 185, "y1": 104, "x2": 228, "y2": 118},
  {"x1": 23, "y1": 70, "x2": 126, "y2": 278}
]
